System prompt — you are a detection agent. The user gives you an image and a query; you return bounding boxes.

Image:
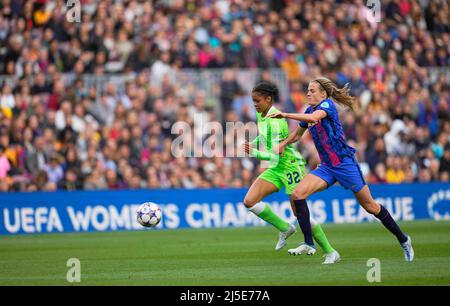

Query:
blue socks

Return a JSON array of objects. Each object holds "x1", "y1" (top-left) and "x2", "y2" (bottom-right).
[
  {"x1": 376, "y1": 205, "x2": 408, "y2": 243},
  {"x1": 293, "y1": 199, "x2": 315, "y2": 246},
  {"x1": 295, "y1": 200, "x2": 407, "y2": 245}
]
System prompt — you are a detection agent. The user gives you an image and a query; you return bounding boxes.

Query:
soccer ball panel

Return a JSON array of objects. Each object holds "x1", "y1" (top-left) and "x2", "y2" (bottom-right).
[
  {"x1": 141, "y1": 214, "x2": 150, "y2": 223},
  {"x1": 154, "y1": 210, "x2": 162, "y2": 219},
  {"x1": 149, "y1": 203, "x2": 159, "y2": 211},
  {"x1": 149, "y1": 217, "x2": 158, "y2": 225}
]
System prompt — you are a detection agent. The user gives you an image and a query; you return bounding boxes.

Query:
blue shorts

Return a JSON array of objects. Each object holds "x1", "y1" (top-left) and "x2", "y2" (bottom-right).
[{"x1": 311, "y1": 156, "x2": 366, "y2": 193}]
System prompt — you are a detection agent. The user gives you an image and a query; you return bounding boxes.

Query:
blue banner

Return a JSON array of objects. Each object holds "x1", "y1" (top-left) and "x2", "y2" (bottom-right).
[{"x1": 0, "y1": 183, "x2": 449, "y2": 235}]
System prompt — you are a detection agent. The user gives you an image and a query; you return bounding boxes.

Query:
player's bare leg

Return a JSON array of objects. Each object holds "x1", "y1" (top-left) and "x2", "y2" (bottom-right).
[{"x1": 244, "y1": 178, "x2": 296, "y2": 250}]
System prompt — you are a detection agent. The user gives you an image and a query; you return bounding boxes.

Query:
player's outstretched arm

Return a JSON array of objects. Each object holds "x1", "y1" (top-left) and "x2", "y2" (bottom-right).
[
  {"x1": 268, "y1": 110, "x2": 327, "y2": 124},
  {"x1": 286, "y1": 126, "x2": 306, "y2": 145},
  {"x1": 275, "y1": 126, "x2": 306, "y2": 155}
]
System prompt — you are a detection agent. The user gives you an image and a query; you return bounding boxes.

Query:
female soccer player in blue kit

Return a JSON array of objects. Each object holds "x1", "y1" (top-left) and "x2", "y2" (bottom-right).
[{"x1": 269, "y1": 77, "x2": 414, "y2": 262}]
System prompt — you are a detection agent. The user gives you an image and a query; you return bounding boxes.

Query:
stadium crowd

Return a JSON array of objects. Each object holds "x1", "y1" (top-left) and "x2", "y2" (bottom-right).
[{"x1": 0, "y1": 0, "x2": 449, "y2": 192}]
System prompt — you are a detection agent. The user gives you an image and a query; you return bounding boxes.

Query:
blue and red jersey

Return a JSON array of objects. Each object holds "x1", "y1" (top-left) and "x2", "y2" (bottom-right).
[{"x1": 299, "y1": 99, "x2": 356, "y2": 167}]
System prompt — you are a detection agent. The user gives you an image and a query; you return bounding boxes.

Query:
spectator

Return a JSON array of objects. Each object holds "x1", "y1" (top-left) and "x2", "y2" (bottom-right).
[
  {"x1": 0, "y1": 84, "x2": 15, "y2": 109},
  {"x1": 366, "y1": 137, "x2": 387, "y2": 171},
  {"x1": 58, "y1": 168, "x2": 82, "y2": 191},
  {"x1": 232, "y1": 88, "x2": 255, "y2": 122},
  {"x1": 439, "y1": 145, "x2": 450, "y2": 176},
  {"x1": 0, "y1": 146, "x2": 11, "y2": 180},
  {"x1": 386, "y1": 156, "x2": 405, "y2": 183},
  {"x1": 43, "y1": 155, "x2": 64, "y2": 184},
  {"x1": 219, "y1": 69, "x2": 241, "y2": 119},
  {"x1": 372, "y1": 163, "x2": 387, "y2": 183},
  {"x1": 418, "y1": 168, "x2": 432, "y2": 183},
  {"x1": 83, "y1": 169, "x2": 107, "y2": 190},
  {"x1": 25, "y1": 136, "x2": 49, "y2": 175}
]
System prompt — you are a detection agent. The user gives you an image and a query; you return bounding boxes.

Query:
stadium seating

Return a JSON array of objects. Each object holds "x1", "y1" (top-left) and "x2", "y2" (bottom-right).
[{"x1": 0, "y1": 0, "x2": 448, "y2": 191}]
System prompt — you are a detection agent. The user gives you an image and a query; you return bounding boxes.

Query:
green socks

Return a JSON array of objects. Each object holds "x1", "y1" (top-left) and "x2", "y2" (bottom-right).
[
  {"x1": 249, "y1": 202, "x2": 290, "y2": 232},
  {"x1": 248, "y1": 202, "x2": 336, "y2": 254},
  {"x1": 312, "y1": 223, "x2": 335, "y2": 254}
]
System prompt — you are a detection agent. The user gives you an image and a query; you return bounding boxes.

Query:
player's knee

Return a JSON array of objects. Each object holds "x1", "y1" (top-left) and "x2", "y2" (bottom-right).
[
  {"x1": 363, "y1": 202, "x2": 380, "y2": 215},
  {"x1": 243, "y1": 197, "x2": 257, "y2": 208},
  {"x1": 291, "y1": 189, "x2": 307, "y2": 200}
]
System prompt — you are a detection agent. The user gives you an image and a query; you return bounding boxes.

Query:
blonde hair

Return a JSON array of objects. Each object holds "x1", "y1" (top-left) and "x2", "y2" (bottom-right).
[{"x1": 312, "y1": 77, "x2": 356, "y2": 112}]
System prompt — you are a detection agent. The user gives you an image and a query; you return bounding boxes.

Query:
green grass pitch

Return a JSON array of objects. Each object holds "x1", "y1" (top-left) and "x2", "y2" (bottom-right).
[{"x1": 1, "y1": 220, "x2": 449, "y2": 285}]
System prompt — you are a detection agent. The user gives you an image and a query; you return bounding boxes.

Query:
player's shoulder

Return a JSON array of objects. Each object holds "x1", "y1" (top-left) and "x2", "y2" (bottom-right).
[
  {"x1": 318, "y1": 99, "x2": 335, "y2": 109},
  {"x1": 267, "y1": 106, "x2": 286, "y2": 122},
  {"x1": 316, "y1": 99, "x2": 336, "y2": 113},
  {"x1": 267, "y1": 105, "x2": 280, "y2": 115}
]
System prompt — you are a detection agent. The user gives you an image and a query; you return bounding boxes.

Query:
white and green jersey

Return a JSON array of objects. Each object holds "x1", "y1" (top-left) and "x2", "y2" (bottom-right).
[{"x1": 250, "y1": 106, "x2": 306, "y2": 169}]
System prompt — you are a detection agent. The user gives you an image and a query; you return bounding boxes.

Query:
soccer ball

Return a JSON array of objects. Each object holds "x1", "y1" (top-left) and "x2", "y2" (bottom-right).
[{"x1": 136, "y1": 202, "x2": 162, "y2": 228}]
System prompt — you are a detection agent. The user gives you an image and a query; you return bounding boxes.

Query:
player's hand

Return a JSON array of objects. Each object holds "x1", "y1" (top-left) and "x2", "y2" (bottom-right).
[
  {"x1": 267, "y1": 112, "x2": 285, "y2": 119},
  {"x1": 243, "y1": 142, "x2": 252, "y2": 155}
]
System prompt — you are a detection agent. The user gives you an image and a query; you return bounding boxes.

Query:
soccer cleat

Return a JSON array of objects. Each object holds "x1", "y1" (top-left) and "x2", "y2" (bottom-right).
[
  {"x1": 288, "y1": 243, "x2": 316, "y2": 256},
  {"x1": 401, "y1": 236, "x2": 414, "y2": 262},
  {"x1": 322, "y1": 250, "x2": 341, "y2": 264},
  {"x1": 275, "y1": 224, "x2": 296, "y2": 251}
]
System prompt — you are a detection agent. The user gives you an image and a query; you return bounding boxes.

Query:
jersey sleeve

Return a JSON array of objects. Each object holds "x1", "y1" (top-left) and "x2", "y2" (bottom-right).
[
  {"x1": 298, "y1": 106, "x2": 311, "y2": 128},
  {"x1": 250, "y1": 135, "x2": 260, "y2": 147},
  {"x1": 315, "y1": 100, "x2": 334, "y2": 117},
  {"x1": 299, "y1": 121, "x2": 308, "y2": 128},
  {"x1": 250, "y1": 148, "x2": 279, "y2": 161},
  {"x1": 250, "y1": 117, "x2": 284, "y2": 163}
]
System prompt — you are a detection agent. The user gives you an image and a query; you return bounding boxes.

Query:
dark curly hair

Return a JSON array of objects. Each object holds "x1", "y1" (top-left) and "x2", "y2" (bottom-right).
[{"x1": 252, "y1": 81, "x2": 279, "y2": 103}]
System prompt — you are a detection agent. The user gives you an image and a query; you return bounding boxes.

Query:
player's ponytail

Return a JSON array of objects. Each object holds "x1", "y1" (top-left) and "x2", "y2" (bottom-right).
[
  {"x1": 252, "y1": 81, "x2": 279, "y2": 103},
  {"x1": 313, "y1": 77, "x2": 356, "y2": 112}
]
